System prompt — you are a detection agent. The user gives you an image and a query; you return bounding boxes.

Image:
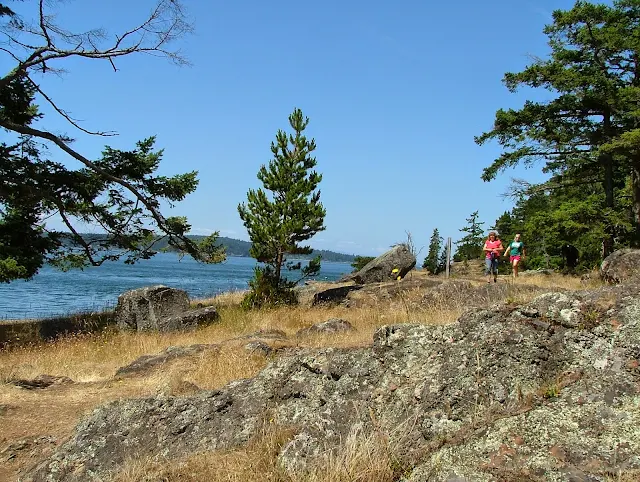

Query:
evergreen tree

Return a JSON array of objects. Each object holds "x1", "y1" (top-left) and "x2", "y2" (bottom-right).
[
  {"x1": 351, "y1": 256, "x2": 375, "y2": 272},
  {"x1": 454, "y1": 211, "x2": 485, "y2": 261},
  {"x1": 423, "y1": 228, "x2": 443, "y2": 274},
  {"x1": 475, "y1": 0, "x2": 640, "y2": 256},
  {"x1": 437, "y1": 244, "x2": 449, "y2": 273},
  {"x1": 238, "y1": 108, "x2": 326, "y2": 308},
  {"x1": 492, "y1": 211, "x2": 516, "y2": 242}
]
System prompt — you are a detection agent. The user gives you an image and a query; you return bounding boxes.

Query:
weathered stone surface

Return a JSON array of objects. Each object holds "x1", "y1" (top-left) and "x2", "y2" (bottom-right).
[
  {"x1": 239, "y1": 329, "x2": 288, "y2": 341},
  {"x1": 340, "y1": 244, "x2": 416, "y2": 284},
  {"x1": 244, "y1": 341, "x2": 274, "y2": 356},
  {"x1": 115, "y1": 285, "x2": 189, "y2": 332},
  {"x1": 311, "y1": 284, "x2": 363, "y2": 305},
  {"x1": 115, "y1": 344, "x2": 219, "y2": 377},
  {"x1": 11, "y1": 375, "x2": 73, "y2": 390},
  {"x1": 158, "y1": 306, "x2": 220, "y2": 332},
  {"x1": 310, "y1": 278, "x2": 440, "y2": 307},
  {"x1": 28, "y1": 284, "x2": 640, "y2": 482},
  {"x1": 601, "y1": 248, "x2": 640, "y2": 284},
  {"x1": 296, "y1": 318, "x2": 355, "y2": 337}
]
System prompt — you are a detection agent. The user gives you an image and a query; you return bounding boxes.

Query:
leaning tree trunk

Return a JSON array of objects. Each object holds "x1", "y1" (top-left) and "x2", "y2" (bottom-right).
[
  {"x1": 602, "y1": 111, "x2": 616, "y2": 258},
  {"x1": 631, "y1": 158, "x2": 640, "y2": 247}
]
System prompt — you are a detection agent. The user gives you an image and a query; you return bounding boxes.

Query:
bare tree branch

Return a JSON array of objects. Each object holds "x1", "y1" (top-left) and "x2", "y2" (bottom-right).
[
  {"x1": 0, "y1": 119, "x2": 177, "y2": 236},
  {"x1": 0, "y1": 0, "x2": 192, "y2": 92},
  {"x1": 25, "y1": 75, "x2": 117, "y2": 136},
  {"x1": 501, "y1": 176, "x2": 602, "y2": 200},
  {"x1": 53, "y1": 199, "x2": 103, "y2": 267}
]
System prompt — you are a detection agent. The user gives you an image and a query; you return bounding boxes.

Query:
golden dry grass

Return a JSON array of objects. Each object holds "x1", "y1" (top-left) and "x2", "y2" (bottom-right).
[{"x1": 113, "y1": 418, "x2": 410, "y2": 482}]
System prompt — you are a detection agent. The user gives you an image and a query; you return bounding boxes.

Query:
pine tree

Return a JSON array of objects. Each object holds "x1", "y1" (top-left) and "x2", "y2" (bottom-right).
[
  {"x1": 238, "y1": 108, "x2": 326, "y2": 308},
  {"x1": 454, "y1": 211, "x2": 485, "y2": 261},
  {"x1": 476, "y1": 0, "x2": 640, "y2": 254},
  {"x1": 437, "y1": 245, "x2": 448, "y2": 273},
  {"x1": 423, "y1": 228, "x2": 443, "y2": 274}
]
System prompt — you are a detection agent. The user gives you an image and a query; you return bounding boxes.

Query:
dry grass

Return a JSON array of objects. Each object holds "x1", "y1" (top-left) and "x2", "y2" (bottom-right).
[
  {"x1": 0, "y1": 290, "x2": 462, "y2": 384},
  {"x1": 113, "y1": 418, "x2": 410, "y2": 482}
]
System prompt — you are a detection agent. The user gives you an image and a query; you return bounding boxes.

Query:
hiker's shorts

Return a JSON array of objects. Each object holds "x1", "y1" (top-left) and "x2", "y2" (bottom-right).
[{"x1": 485, "y1": 257, "x2": 498, "y2": 275}]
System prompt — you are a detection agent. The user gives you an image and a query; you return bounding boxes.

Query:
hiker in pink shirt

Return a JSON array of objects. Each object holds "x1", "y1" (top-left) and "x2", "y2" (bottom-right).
[{"x1": 483, "y1": 231, "x2": 504, "y2": 283}]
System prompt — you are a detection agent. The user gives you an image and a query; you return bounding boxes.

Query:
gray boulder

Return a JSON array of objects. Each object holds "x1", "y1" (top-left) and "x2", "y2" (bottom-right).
[
  {"x1": 341, "y1": 244, "x2": 416, "y2": 284},
  {"x1": 312, "y1": 285, "x2": 363, "y2": 305},
  {"x1": 115, "y1": 344, "x2": 219, "y2": 378},
  {"x1": 115, "y1": 285, "x2": 189, "y2": 332},
  {"x1": 27, "y1": 284, "x2": 640, "y2": 482},
  {"x1": 296, "y1": 318, "x2": 355, "y2": 337},
  {"x1": 159, "y1": 306, "x2": 220, "y2": 332},
  {"x1": 601, "y1": 248, "x2": 640, "y2": 284},
  {"x1": 11, "y1": 374, "x2": 73, "y2": 390}
]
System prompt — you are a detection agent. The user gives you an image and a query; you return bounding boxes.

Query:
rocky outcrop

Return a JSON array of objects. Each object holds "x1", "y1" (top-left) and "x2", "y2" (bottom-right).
[
  {"x1": 308, "y1": 278, "x2": 441, "y2": 307},
  {"x1": 296, "y1": 318, "x2": 355, "y2": 337},
  {"x1": 115, "y1": 285, "x2": 189, "y2": 332},
  {"x1": 114, "y1": 344, "x2": 220, "y2": 378},
  {"x1": 311, "y1": 284, "x2": 363, "y2": 305},
  {"x1": 341, "y1": 244, "x2": 416, "y2": 284},
  {"x1": 158, "y1": 306, "x2": 220, "y2": 332},
  {"x1": 11, "y1": 375, "x2": 73, "y2": 390},
  {"x1": 601, "y1": 248, "x2": 640, "y2": 284},
  {"x1": 28, "y1": 284, "x2": 640, "y2": 482}
]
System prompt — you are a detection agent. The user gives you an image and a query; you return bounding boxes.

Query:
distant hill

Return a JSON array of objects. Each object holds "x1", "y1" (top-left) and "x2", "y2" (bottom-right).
[
  {"x1": 164, "y1": 236, "x2": 357, "y2": 263},
  {"x1": 69, "y1": 234, "x2": 357, "y2": 263}
]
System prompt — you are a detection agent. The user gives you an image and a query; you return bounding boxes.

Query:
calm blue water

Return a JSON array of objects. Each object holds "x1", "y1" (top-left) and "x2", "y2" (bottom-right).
[{"x1": 0, "y1": 254, "x2": 352, "y2": 320}]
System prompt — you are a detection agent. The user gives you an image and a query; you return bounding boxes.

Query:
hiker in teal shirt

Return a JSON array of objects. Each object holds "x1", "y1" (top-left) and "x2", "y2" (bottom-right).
[{"x1": 504, "y1": 233, "x2": 526, "y2": 279}]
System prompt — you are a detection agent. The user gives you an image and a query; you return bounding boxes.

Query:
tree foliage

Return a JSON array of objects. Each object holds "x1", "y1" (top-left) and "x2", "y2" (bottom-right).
[
  {"x1": 351, "y1": 255, "x2": 375, "y2": 272},
  {"x1": 477, "y1": 0, "x2": 640, "y2": 259},
  {"x1": 0, "y1": 1, "x2": 224, "y2": 283},
  {"x1": 423, "y1": 228, "x2": 443, "y2": 274},
  {"x1": 238, "y1": 108, "x2": 326, "y2": 308},
  {"x1": 454, "y1": 211, "x2": 485, "y2": 261}
]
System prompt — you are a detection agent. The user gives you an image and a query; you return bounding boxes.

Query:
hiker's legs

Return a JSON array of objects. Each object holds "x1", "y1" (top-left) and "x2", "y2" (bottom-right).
[
  {"x1": 485, "y1": 258, "x2": 492, "y2": 283},
  {"x1": 512, "y1": 258, "x2": 520, "y2": 278},
  {"x1": 492, "y1": 259, "x2": 498, "y2": 282}
]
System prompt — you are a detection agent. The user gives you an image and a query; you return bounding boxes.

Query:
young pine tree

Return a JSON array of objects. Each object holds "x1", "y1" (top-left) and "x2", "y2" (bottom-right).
[
  {"x1": 238, "y1": 108, "x2": 326, "y2": 308},
  {"x1": 454, "y1": 211, "x2": 485, "y2": 261},
  {"x1": 422, "y1": 228, "x2": 443, "y2": 274}
]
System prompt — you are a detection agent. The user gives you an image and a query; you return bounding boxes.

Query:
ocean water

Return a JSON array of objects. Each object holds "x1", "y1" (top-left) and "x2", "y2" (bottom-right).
[{"x1": 0, "y1": 254, "x2": 352, "y2": 320}]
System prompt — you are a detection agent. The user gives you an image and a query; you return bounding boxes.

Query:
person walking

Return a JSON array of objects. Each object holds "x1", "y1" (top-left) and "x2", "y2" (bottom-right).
[
  {"x1": 504, "y1": 233, "x2": 526, "y2": 279},
  {"x1": 483, "y1": 231, "x2": 503, "y2": 283}
]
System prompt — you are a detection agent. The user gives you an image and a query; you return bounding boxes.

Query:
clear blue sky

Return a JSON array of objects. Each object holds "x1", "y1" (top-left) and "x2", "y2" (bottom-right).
[{"x1": 15, "y1": 0, "x2": 585, "y2": 257}]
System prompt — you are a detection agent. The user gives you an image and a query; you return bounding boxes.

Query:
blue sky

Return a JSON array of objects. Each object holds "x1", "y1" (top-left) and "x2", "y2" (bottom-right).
[{"x1": 11, "y1": 0, "x2": 585, "y2": 257}]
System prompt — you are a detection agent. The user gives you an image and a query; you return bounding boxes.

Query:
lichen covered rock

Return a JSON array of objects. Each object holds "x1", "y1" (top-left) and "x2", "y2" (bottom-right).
[
  {"x1": 115, "y1": 285, "x2": 189, "y2": 332},
  {"x1": 601, "y1": 248, "x2": 640, "y2": 284},
  {"x1": 28, "y1": 285, "x2": 640, "y2": 482},
  {"x1": 341, "y1": 244, "x2": 416, "y2": 284}
]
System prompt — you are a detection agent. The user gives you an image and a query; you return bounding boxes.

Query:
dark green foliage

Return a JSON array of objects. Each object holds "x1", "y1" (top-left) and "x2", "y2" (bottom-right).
[
  {"x1": 351, "y1": 255, "x2": 375, "y2": 272},
  {"x1": 437, "y1": 246, "x2": 448, "y2": 273},
  {"x1": 0, "y1": 2, "x2": 224, "y2": 282},
  {"x1": 423, "y1": 228, "x2": 443, "y2": 274},
  {"x1": 454, "y1": 211, "x2": 485, "y2": 261},
  {"x1": 240, "y1": 266, "x2": 298, "y2": 309},
  {"x1": 476, "y1": 0, "x2": 640, "y2": 260},
  {"x1": 238, "y1": 108, "x2": 326, "y2": 308}
]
